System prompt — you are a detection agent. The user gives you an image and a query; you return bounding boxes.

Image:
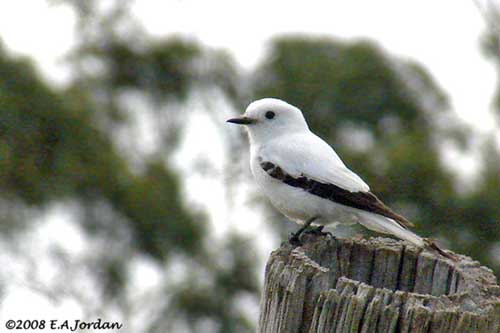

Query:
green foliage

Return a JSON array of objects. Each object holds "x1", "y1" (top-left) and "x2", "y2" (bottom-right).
[
  {"x1": 253, "y1": 37, "x2": 446, "y2": 139},
  {"x1": 163, "y1": 235, "x2": 259, "y2": 333},
  {"x1": 0, "y1": 42, "x2": 204, "y2": 261},
  {"x1": 99, "y1": 38, "x2": 202, "y2": 100},
  {"x1": 0, "y1": 3, "x2": 257, "y2": 327},
  {"x1": 0, "y1": 44, "x2": 97, "y2": 203},
  {"x1": 479, "y1": 3, "x2": 500, "y2": 120},
  {"x1": 109, "y1": 161, "x2": 205, "y2": 259},
  {"x1": 483, "y1": 33, "x2": 500, "y2": 120},
  {"x1": 457, "y1": 142, "x2": 500, "y2": 261}
]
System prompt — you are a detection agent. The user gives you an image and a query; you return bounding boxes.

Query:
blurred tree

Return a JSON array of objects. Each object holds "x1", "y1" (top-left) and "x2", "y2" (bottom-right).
[
  {"x1": 477, "y1": 0, "x2": 500, "y2": 273},
  {"x1": 0, "y1": 41, "x2": 203, "y2": 259},
  {"x1": 0, "y1": 1, "x2": 258, "y2": 331},
  {"x1": 477, "y1": 0, "x2": 500, "y2": 121},
  {"x1": 252, "y1": 36, "x2": 499, "y2": 274},
  {"x1": 2, "y1": 2, "x2": 499, "y2": 333}
]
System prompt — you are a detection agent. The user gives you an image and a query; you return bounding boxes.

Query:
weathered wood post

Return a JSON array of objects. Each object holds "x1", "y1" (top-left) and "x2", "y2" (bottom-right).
[{"x1": 258, "y1": 234, "x2": 500, "y2": 332}]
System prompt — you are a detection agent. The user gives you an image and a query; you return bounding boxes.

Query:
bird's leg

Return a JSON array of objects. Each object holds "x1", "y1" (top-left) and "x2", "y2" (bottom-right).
[
  {"x1": 306, "y1": 225, "x2": 333, "y2": 238},
  {"x1": 289, "y1": 216, "x2": 318, "y2": 246}
]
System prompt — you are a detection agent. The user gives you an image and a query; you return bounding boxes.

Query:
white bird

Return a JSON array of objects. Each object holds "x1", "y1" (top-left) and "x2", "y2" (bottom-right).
[{"x1": 227, "y1": 98, "x2": 430, "y2": 248}]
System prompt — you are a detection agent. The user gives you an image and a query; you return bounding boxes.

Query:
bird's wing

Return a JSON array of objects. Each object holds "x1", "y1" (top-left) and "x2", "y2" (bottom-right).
[
  {"x1": 259, "y1": 132, "x2": 370, "y2": 192},
  {"x1": 258, "y1": 132, "x2": 414, "y2": 229}
]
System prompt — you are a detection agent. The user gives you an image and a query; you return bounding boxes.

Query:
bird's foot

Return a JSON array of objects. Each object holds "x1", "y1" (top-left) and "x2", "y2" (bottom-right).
[
  {"x1": 288, "y1": 216, "x2": 320, "y2": 246},
  {"x1": 305, "y1": 225, "x2": 333, "y2": 238},
  {"x1": 288, "y1": 233, "x2": 302, "y2": 246}
]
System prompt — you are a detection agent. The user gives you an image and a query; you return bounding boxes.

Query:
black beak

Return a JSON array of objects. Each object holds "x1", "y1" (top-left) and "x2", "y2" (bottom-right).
[{"x1": 226, "y1": 117, "x2": 257, "y2": 125}]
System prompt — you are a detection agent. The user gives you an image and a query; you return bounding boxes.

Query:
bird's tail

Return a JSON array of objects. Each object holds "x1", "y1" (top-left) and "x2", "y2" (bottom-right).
[{"x1": 357, "y1": 211, "x2": 424, "y2": 247}]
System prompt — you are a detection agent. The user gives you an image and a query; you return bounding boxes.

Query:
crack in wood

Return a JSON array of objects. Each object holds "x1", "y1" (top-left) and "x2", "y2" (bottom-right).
[{"x1": 258, "y1": 234, "x2": 500, "y2": 332}]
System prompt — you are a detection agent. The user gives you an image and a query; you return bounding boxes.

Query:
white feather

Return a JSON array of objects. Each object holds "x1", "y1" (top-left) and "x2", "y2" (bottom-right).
[
  {"x1": 259, "y1": 132, "x2": 370, "y2": 193},
  {"x1": 357, "y1": 211, "x2": 424, "y2": 247}
]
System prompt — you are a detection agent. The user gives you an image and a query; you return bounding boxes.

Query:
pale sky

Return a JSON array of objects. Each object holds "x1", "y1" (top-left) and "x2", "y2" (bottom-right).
[{"x1": 0, "y1": 0, "x2": 497, "y2": 132}]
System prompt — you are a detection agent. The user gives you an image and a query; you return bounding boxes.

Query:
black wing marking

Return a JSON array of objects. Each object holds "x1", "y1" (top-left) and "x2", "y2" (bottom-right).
[{"x1": 260, "y1": 160, "x2": 413, "y2": 228}]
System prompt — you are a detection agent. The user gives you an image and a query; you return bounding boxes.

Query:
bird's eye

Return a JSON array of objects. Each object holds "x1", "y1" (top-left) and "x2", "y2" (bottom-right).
[{"x1": 265, "y1": 111, "x2": 275, "y2": 120}]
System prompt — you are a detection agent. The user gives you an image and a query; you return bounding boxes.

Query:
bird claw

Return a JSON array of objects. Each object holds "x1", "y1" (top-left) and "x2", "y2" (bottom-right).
[
  {"x1": 289, "y1": 226, "x2": 333, "y2": 246},
  {"x1": 305, "y1": 225, "x2": 333, "y2": 238},
  {"x1": 288, "y1": 233, "x2": 302, "y2": 246}
]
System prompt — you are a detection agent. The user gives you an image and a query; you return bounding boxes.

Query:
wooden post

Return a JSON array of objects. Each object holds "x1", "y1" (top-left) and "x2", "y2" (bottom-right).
[{"x1": 258, "y1": 234, "x2": 500, "y2": 333}]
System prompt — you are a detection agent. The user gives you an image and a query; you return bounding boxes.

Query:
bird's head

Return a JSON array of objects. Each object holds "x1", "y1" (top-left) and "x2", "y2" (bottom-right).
[{"x1": 227, "y1": 98, "x2": 309, "y2": 144}]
